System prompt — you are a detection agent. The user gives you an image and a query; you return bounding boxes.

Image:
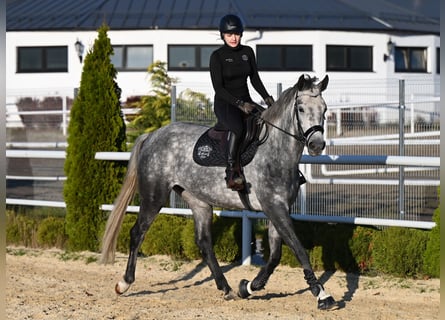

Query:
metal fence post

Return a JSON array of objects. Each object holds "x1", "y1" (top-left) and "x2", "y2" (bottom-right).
[
  {"x1": 170, "y1": 85, "x2": 177, "y2": 208},
  {"x1": 276, "y1": 83, "x2": 282, "y2": 98},
  {"x1": 241, "y1": 212, "x2": 252, "y2": 265},
  {"x1": 399, "y1": 79, "x2": 405, "y2": 218},
  {"x1": 62, "y1": 96, "x2": 67, "y2": 136}
]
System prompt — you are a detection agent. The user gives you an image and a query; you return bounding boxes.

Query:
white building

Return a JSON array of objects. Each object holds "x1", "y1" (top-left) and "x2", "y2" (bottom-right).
[{"x1": 6, "y1": 0, "x2": 440, "y2": 104}]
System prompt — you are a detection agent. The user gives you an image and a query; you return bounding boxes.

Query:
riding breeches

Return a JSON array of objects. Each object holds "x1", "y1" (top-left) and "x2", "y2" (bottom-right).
[{"x1": 213, "y1": 99, "x2": 245, "y2": 137}]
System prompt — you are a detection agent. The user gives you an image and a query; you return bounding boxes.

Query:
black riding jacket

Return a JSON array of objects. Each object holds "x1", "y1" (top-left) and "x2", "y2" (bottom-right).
[{"x1": 210, "y1": 44, "x2": 270, "y2": 106}]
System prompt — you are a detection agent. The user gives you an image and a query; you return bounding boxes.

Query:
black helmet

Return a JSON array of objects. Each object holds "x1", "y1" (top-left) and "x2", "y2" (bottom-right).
[{"x1": 219, "y1": 14, "x2": 243, "y2": 38}]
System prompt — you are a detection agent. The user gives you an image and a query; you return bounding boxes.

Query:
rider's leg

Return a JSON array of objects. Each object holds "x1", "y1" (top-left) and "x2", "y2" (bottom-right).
[{"x1": 225, "y1": 131, "x2": 244, "y2": 190}]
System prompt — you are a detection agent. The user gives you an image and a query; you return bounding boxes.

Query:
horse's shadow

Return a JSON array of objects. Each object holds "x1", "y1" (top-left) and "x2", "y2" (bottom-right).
[
  {"x1": 125, "y1": 260, "x2": 239, "y2": 297},
  {"x1": 293, "y1": 221, "x2": 361, "y2": 309}
]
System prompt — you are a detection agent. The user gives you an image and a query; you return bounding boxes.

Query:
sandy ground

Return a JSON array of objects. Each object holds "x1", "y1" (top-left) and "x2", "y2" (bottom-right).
[{"x1": 6, "y1": 247, "x2": 439, "y2": 320}]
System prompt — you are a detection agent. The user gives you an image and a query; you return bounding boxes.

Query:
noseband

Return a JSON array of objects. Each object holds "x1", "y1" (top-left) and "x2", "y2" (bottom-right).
[{"x1": 294, "y1": 92, "x2": 325, "y2": 146}]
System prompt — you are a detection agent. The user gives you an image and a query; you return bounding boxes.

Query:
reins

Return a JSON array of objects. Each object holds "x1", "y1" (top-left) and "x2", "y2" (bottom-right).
[{"x1": 253, "y1": 91, "x2": 324, "y2": 146}]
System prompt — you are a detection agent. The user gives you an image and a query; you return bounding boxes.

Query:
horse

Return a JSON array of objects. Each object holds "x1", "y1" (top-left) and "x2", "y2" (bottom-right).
[{"x1": 101, "y1": 73, "x2": 338, "y2": 311}]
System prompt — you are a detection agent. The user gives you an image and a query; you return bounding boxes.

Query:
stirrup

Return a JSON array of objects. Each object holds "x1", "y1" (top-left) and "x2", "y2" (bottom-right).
[{"x1": 225, "y1": 170, "x2": 244, "y2": 191}]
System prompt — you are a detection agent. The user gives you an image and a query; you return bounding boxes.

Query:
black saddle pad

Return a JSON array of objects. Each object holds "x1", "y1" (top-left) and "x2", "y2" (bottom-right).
[{"x1": 193, "y1": 128, "x2": 259, "y2": 167}]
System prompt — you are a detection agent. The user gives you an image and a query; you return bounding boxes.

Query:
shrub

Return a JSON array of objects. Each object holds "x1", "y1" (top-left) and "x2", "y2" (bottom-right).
[
  {"x1": 349, "y1": 226, "x2": 376, "y2": 272},
  {"x1": 115, "y1": 214, "x2": 137, "y2": 254},
  {"x1": 140, "y1": 214, "x2": 186, "y2": 259},
  {"x1": 36, "y1": 216, "x2": 67, "y2": 248},
  {"x1": 181, "y1": 218, "x2": 201, "y2": 260},
  {"x1": 6, "y1": 211, "x2": 38, "y2": 247},
  {"x1": 271, "y1": 222, "x2": 360, "y2": 273},
  {"x1": 423, "y1": 205, "x2": 440, "y2": 277},
  {"x1": 212, "y1": 216, "x2": 242, "y2": 262},
  {"x1": 371, "y1": 227, "x2": 429, "y2": 277}
]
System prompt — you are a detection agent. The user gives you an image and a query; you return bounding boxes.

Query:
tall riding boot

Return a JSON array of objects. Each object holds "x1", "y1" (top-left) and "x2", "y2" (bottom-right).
[{"x1": 225, "y1": 132, "x2": 244, "y2": 190}]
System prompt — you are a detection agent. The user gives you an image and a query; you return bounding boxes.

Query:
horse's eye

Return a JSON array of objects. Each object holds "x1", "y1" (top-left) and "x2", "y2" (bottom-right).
[{"x1": 298, "y1": 107, "x2": 304, "y2": 113}]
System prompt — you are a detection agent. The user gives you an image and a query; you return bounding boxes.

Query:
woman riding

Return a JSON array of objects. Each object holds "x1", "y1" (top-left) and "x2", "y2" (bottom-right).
[{"x1": 210, "y1": 14, "x2": 274, "y2": 191}]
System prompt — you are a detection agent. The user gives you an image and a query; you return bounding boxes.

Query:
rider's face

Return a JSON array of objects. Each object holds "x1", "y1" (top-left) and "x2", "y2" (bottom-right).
[{"x1": 223, "y1": 33, "x2": 241, "y2": 47}]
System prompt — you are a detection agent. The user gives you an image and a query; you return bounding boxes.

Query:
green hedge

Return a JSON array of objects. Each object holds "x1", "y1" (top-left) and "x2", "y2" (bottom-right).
[
  {"x1": 261, "y1": 220, "x2": 437, "y2": 278},
  {"x1": 423, "y1": 206, "x2": 440, "y2": 277},
  {"x1": 114, "y1": 213, "x2": 241, "y2": 262},
  {"x1": 6, "y1": 209, "x2": 439, "y2": 278},
  {"x1": 6, "y1": 210, "x2": 67, "y2": 249}
]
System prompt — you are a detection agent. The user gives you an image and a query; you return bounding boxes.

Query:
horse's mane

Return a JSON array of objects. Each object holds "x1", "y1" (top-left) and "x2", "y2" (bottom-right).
[{"x1": 262, "y1": 86, "x2": 296, "y2": 123}]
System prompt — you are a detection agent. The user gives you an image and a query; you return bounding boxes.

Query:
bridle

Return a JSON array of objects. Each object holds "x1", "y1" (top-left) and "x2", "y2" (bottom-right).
[{"x1": 257, "y1": 91, "x2": 325, "y2": 147}]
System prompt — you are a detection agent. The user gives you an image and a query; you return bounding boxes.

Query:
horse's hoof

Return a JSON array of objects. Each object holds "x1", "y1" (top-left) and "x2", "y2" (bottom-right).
[
  {"x1": 238, "y1": 279, "x2": 251, "y2": 299},
  {"x1": 115, "y1": 280, "x2": 131, "y2": 295},
  {"x1": 317, "y1": 295, "x2": 339, "y2": 311},
  {"x1": 223, "y1": 290, "x2": 240, "y2": 301}
]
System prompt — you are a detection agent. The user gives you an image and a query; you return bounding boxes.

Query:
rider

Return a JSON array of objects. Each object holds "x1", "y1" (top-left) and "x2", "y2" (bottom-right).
[{"x1": 210, "y1": 14, "x2": 274, "y2": 191}]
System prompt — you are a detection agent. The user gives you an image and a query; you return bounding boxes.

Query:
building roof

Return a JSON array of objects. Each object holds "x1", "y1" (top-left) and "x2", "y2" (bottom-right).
[{"x1": 6, "y1": 0, "x2": 439, "y2": 34}]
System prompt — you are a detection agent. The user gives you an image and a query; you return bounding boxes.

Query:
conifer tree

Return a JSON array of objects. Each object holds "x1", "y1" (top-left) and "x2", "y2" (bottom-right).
[{"x1": 64, "y1": 23, "x2": 126, "y2": 251}]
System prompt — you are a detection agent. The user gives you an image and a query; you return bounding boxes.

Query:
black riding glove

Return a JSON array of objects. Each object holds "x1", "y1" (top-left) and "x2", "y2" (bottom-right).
[
  {"x1": 264, "y1": 96, "x2": 275, "y2": 107},
  {"x1": 236, "y1": 100, "x2": 257, "y2": 114}
]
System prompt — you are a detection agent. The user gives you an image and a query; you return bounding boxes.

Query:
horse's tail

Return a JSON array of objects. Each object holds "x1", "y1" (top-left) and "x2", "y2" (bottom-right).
[{"x1": 100, "y1": 133, "x2": 149, "y2": 264}]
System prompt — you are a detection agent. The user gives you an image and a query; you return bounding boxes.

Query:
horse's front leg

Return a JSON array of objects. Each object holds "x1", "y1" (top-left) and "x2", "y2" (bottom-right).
[
  {"x1": 246, "y1": 204, "x2": 337, "y2": 310},
  {"x1": 238, "y1": 220, "x2": 282, "y2": 298}
]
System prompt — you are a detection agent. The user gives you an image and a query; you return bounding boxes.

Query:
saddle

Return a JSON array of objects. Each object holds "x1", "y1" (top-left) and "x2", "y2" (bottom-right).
[{"x1": 193, "y1": 113, "x2": 264, "y2": 167}]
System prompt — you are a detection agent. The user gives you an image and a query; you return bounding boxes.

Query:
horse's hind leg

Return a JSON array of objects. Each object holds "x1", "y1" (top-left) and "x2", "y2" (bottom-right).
[
  {"x1": 181, "y1": 190, "x2": 236, "y2": 300},
  {"x1": 238, "y1": 220, "x2": 282, "y2": 298},
  {"x1": 115, "y1": 195, "x2": 163, "y2": 295}
]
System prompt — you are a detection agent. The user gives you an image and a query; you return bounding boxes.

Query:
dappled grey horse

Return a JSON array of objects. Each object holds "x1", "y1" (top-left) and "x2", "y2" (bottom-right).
[{"x1": 101, "y1": 74, "x2": 338, "y2": 310}]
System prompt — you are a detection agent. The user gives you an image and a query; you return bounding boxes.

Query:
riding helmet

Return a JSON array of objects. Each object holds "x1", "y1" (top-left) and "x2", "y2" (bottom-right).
[{"x1": 219, "y1": 14, "x2": 244, "y2": 39}]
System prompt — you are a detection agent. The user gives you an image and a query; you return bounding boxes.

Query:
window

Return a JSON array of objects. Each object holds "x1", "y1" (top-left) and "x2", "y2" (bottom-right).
[
  {"x1": 326, "y1": 45, "x2": 372, "y2": 72},
  {"x1": 111, "y1": 45, "x2": 153, "y2": 71},
  {"x1": 257, "y1": 45, "x2": 312, "y2": 71},
  {"x1": 436, "y1": 47, "x2": 440, "y2": 74},
  {"x1": 395, "y1": 47, "x2": 427, "y2": 73},
  {"x1": 17, "y1": 46, "x2": 68, "y2": 73},
  {"x1": 168, "y1": 45, "x2": 219, "y2": 71}
]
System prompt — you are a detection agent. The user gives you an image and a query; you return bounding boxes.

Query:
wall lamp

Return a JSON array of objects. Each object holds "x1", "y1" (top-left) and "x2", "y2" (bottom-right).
[
  {"x1": 74, "y1": 39, "x2": 85, "y2": 63},
  {"x1": 383, "y1": 38, "x2": 394, "y2": 62}
]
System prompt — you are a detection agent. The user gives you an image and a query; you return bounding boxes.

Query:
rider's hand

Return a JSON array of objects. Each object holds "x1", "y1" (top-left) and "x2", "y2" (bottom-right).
[
  {"x1": 264, "y1": 96, "x2": 274, "y2": 107},
  {"x1": 237, "y1": 101, "x2": 257, "y2": 114}
]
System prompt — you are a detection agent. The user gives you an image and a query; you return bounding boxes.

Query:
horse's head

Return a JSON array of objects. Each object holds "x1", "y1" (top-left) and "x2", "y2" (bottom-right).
[{"x1": 294, "y1": 74, "x2": 329, "y2": 156}]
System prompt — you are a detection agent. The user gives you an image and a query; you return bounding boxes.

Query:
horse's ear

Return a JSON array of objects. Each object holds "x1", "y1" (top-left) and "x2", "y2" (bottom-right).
[
  {"x1": 319, "y1": 75, "x2": 329, "y2": 92},
  {"x1": 296, "y1": 74, "x2": 310, "y2": 91}
]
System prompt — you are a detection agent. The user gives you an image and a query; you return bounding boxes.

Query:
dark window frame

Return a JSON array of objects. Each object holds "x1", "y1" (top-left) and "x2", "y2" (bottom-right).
[
  {"x1": 111, "y1": 45, "x2": 153, "y2": 71},
  {"x1": 326, "y1": 45, "x2": 373, "y2": 72},
  {"x1": 257, "y1": 45, "x2": 313, "y2": 71},
  {"x1": 17, "y1": 46, "x2": 68, "y2": 73},
  {"x1": 394, "y1": 46, "x2": 428, "y2": 73},
  {"x1": 168, "y1": 45, "x2": 219, "y2": 71}
]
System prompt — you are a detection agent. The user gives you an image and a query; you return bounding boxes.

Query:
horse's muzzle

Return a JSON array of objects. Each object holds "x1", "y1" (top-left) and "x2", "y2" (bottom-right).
[{"x1": 305, "y1": 129, "x2": 325, "y2": 156}]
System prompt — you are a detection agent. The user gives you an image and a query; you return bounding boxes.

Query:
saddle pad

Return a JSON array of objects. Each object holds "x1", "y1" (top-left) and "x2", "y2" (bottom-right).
[{"x1": 193, "y1": 128, "x2": 259, "y2": 167}]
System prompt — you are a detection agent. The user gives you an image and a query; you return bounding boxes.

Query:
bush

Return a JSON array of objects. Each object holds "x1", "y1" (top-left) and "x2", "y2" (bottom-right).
[
  {"x1": 371, "y1": 227, "x2": 429, "y2": 277},
  {"x1": 181, "y1": 218, "x2": 201, "y2": 260},
  {"x1": 108, "y1": 213, "x2": 242, "y2": 263},
  {"x1": 212, "y1": 216, "x2": 242, "y2": 262},
  {"x1": 6, "y1": 211, "x2": 38, "y2": 247},
  {"x1": 349, "y1": 226, "x2": 376, "y2": 272},
  {"x1": 423, "y1": 206, "x2": 440, "y2": 277},
  {"x1": 115, "y1": 214, "x2": 137, "y2": 254},
  {"x1": 270, "y1": 222, "x2": 360, "y2": 273},
  {"x1": 36, "y1": 216, "x2": 67, "y2": 248},
  {"x1": 140, "y1": 214, "x2": 186, "y2": 259}
]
